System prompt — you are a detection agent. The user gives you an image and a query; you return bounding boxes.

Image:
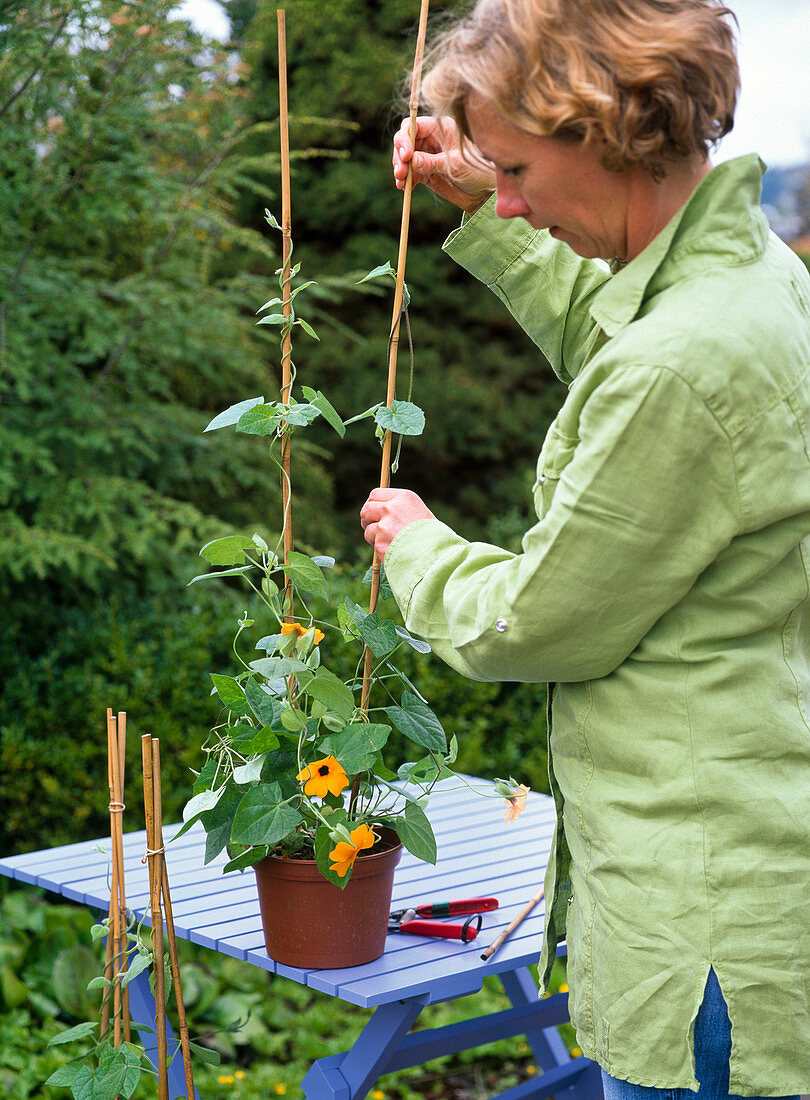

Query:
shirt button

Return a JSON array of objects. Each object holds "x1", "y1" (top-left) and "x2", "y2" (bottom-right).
[
  {"x1": 537, "y1": 474, "x2": 547, "y2": 484},
  {"x1": 495, "y1": 618, "x2": 508, "y2": 633}
]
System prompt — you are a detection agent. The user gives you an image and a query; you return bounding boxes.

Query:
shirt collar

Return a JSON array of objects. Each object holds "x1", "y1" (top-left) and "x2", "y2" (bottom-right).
[{"x1": 590, "y1": 154, "x2": 769, "y2": 337}]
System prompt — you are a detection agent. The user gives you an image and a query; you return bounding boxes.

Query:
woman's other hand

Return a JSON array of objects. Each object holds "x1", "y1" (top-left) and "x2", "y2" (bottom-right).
[
  {"x1": 392, "y1": 115, "x2": 495, "y2": 214},
  {"x1": 360, "y1": 488, "x2": 436, "y2": 561}
]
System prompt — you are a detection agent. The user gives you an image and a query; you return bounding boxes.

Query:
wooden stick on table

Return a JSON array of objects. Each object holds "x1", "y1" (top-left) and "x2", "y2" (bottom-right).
[{"x1": 480, "y1": 888, "x2": 545, "y2": 962}]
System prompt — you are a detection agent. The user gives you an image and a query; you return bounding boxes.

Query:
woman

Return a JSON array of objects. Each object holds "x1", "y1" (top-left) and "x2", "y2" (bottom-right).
[{"x1": 360, "y1": 1, "x2": 810, "y2": 1097}]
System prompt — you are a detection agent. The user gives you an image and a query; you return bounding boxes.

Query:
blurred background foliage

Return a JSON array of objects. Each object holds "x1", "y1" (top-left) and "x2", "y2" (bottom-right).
[{"x1": 1, "y1": 0, "x2": 563, "y2": 861}]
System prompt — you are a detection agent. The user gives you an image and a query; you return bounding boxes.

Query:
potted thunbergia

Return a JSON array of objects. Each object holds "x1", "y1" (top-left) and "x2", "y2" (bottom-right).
[{"x1": 180, "y1": 216, "x2": 526, "y2": 968}]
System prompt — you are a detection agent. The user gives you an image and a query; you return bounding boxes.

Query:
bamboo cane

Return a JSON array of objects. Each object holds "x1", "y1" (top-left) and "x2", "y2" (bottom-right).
[
  {"x1": 142, "y1": 735, "x2": 169, "y2": 1100},
  {"x1": 115, "y1": 711, "x2": 131, "y2": 1043},
  {"x1": 108, "y1": 711, "x2": 123, "y2": 1049},
  {"x1": 277, "y1": 8, "x2": 294, "y2": 625},
  {"x1": 480, "y1": 887, "x2": 544, "y2": 962},
  {"x1": 101, "y1": 710, "x2": 118, "y2": 1041},
  {"x1": 359, "y1": 0, "x2": 431, "y2": 721},
  {"x1": 153, "y1": 742, "x2": 196, "y2": 1100}
]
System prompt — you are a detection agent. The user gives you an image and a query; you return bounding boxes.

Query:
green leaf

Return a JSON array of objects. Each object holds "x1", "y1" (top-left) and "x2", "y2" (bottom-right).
[
  {"x1": 343, "y1": 601, "x2": 397, "y2": 658},
  {"x1": 311, "y1": 555, "x2": 336, "y2": 569},
  {"x1": 281, "y1": 551, "x2": 328, "y2": 598},
  {"x1": 296, "y1": 318, "x2": 319, "y2": 341},
  {"x1": 238, "y1": 725, "x2": 280, "y2": 756},
  {"x1": 86, "y1": 975, "x2": 111, "y2": 991},
  {"x1": 222, "y1": 846, "x2": 267, "y2": 873},
  {"x1": 47, "y1": 1020, "x2": 99, "y2": 1046},
  {"x1": 393, "y1": 800, "x2": 437, "y2": 864},
  {"x1": 319, "y1": 723, "x2": 391, "y2": 773},
  {"x1": 301, "y1": 668, "x2": 356, "y2": 721},
  {"x1": 283, "y1": 402, "x2": 321, "y2": 426},
  {"x1": 358, "y1": 262, "x2": 395, "y2": 283},
  {"x1": 119, "y1": 951, "x2": 151, "y2": 988},
  {"x1": 210, "y1": 674, "x2": 251, "y2": 715},
  {"x1": 264, "y1": 209, "x2": 281, "y2": 230},
  {"x1": 375, "y1": 400, "x2": 425, "y2": 437},
  {"x1": 46, "y1": 1064, "x2": 83, "y2": 1086},
  {"x1": 256, "y1": 312, "x2": 287, "y2": 326},
  {"x1": 237, "y1": 403, "x2": 282, "y2": 435},
  {"x1": 52, "y1": 946, "x2": 100, "y2": 1019},
  {"x1": 204, "y1": 397, "x2": 263, "y2": 432},
  {"x1": 119, "y1": 1044, "x2": 142, "y2": 1098},
  {"x1": 301, "y1": 388, "x2": 345, "y2": 438},
  {"x1": 188, "y1": 1041, "x2": 222, "y2": 1066},
  {"x1": 183, "y1": 786, "x2": 224, "y2": 822},
  {"x1": 1, "y1": 963, "x2": 28, "y2": 1008},
  {"x1": 232, "y1": 757, "x2": 264, "y2": 784},
  {"x1": 398, "y1": 755, "x2": 454, "y2": 785},
  {"x1": 359, "y1": 612, "x2": 398, "y2": 659},
  {"x1": 395, "y1": 625, "x2": 431, "y2": 654},
  {"x1": 337, "y1": 603, "x2": 361, "y2": 639},
  {"x1": 231, "y1": 784, "x2": 302, "y2": 847},
  {"x1": 244, "y1": 678, "x2": 281, "y2": 726},
  {"x1": 280, "y1": 706, "x2": 307, "y2": 732},
  {"x1": 385, "y1": 691, "x2": 447, "y2": 754},
  {"x1": 249, "y1": 656, "x2": 309, "y2": 678},
  {"x1": 290, "y1": 280, "x2": 317, "y2": 299},
  {"x1": 199, "y1": 535, "x2": 256, "y2": 567},
  {"x1": 202, "y1": 785, "x2": 244, "y2": 865},
  {"x1": 187, "y1": 565, "x2": 253, "y2": 585}
]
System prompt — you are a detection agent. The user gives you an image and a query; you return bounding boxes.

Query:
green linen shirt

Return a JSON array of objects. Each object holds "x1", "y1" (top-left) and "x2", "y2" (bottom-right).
[{"x1": 384, "y1": 155, "x2": 810, "y2": 1094}]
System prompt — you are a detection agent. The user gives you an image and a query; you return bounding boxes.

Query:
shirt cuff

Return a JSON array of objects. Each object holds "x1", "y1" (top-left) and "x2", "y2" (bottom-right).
[
  {"x1": 443, "y1": 195, "x2": 541, "y2": 287},
  {"x1": 384, "y1": 518, "x2": 465, "y2": 620}
]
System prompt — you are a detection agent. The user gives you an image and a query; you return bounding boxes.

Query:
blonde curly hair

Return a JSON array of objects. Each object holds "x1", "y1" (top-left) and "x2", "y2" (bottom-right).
[{"x1": 420, "y1": 0, "x2": 739, "y2": 179}]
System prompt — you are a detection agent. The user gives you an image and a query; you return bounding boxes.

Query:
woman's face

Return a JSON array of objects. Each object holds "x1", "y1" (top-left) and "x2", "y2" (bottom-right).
[{"x1": 465, "y1": 95, "x2": 632, "y2": 261}]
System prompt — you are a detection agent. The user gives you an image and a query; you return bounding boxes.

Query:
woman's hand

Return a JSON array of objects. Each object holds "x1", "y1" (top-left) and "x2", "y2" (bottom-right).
[
  {"x1": 392, "y1": 115, "x2": 496, "y2": 214},
  {"x1": 360, "y1": 488, "x2": 436, "y2": 561}
]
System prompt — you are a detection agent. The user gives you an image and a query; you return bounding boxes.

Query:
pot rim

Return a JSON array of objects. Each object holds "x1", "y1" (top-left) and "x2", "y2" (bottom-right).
[{"x1": 254, "y1": 825, "x2": 402, "y2": 880}]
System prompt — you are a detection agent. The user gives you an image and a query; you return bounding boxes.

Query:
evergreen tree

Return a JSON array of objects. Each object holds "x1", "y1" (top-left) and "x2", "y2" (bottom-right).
[{"x1": 231, "y1": 0, "x2": 566, "y2": 540}]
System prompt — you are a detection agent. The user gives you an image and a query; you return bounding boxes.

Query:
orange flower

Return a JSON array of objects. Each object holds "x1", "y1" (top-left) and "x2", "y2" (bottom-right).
[
  {"x1": 281, "y1": 622, "x2": 325, "y2": 645},
  {"x1": 297, "y1": 755, "x2": 348, "y2": 799},
  {"x1": 329, "y1": 823, "x2": 377, "y2": 877},
  {"x1": 504, "y1": 783, "x2": 530, "y2": 823}
]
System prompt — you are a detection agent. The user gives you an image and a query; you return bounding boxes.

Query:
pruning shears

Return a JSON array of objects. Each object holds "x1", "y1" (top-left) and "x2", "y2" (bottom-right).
[{"x1": 389, "y1": 897, "x2": 499, "y2": 942}]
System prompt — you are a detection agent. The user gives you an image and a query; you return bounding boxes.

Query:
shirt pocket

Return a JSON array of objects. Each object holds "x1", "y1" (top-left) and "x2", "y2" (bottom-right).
[{"x1": 532, "y1": 420, "x2": 579, "y2": 519}]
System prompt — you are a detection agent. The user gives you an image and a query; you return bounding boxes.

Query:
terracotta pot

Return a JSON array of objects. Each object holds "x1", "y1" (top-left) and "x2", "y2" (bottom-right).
[{"x1": 253, "y1": 828, "x2": 402, "y2": 969}]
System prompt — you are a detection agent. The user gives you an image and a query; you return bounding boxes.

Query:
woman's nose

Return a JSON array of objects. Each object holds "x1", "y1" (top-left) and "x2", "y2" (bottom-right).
[{"x1": 494, "y1": 174, "x2": 530, "y2": 220}]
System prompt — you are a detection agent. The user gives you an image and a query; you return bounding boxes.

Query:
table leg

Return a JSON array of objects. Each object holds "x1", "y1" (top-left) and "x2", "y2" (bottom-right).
[
  {"x1": 500, "y1": 968, "x2": 602, "y2": 1100},
  {"x1": 126, "y1": 967, "x2": 201, "y2": 1100},
  {"x1": 499, "y1": 967, "x2": 571, "y2": 1070},
  {"x1": 302, "y1": 997, "x2": 428, "y2": 1100}
]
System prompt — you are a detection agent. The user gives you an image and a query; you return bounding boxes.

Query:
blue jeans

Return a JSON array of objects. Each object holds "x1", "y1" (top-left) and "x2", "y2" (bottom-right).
[{"x1": 600, "y1": 969, "x2": 799, "y2": 1100}]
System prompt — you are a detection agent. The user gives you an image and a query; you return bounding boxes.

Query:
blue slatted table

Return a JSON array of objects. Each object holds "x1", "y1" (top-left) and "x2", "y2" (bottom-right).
[{"x1": 0, "y1": 779, "x2": 601, "y2": 1100}]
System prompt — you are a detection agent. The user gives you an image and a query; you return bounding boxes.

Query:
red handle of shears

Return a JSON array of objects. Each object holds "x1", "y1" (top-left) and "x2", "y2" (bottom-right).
[
  {"x1": 398, "y1": 917, "x2": 481, "y2": 941},
  {"x1": 414, "y1": 897, "x2": 499, "y2": 918}
]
